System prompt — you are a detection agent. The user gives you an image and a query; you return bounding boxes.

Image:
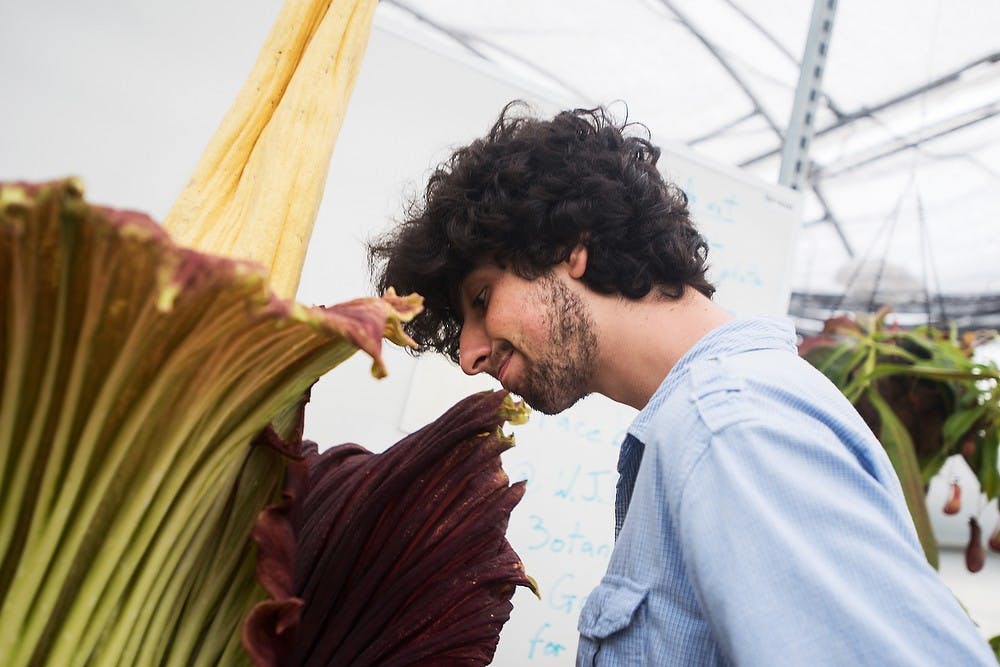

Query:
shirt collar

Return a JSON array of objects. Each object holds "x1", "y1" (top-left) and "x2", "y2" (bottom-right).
[{"x1": 628, "y1": 315, "x2": 797, "y2": 439}]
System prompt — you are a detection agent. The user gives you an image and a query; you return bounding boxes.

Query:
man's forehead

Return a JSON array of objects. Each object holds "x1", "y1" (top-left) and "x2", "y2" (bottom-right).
[{"x1": 460, "y1": 262, "x2": 505, "y2": 289}]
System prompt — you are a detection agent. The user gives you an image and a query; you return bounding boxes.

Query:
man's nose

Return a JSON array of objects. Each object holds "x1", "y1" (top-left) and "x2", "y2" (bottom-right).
[{"x1": 459, "y1": 323, "x2": 491, "y2": 376}]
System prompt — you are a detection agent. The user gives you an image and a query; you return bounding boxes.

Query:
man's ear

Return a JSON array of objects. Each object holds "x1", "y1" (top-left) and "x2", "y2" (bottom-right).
[{"x1": 566, "y1": 243, "x2": 588, "y2": 279}]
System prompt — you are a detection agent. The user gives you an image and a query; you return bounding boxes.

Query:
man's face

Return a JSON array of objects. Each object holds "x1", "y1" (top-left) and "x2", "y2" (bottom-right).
[{"x1": 457, "y1": 264, "x2": 597, "y2": 415}]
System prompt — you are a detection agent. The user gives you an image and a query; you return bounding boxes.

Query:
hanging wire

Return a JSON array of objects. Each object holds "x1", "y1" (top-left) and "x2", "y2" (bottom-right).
[
  {"x1": 913, "y1": 0, "x2": 948, "y2": 328},
  {"x1": 832, "y1": 176, "x2": 912, "y2": 314},
  {"x1": 915, "y1": 189, "x2": 949, "y2": 326},
  {"x1": 864, "y1": 185, "x2": 908, "y2": 315},
  {"x1": 840, "y1": 1, "x2": 948, "y2": 322},
  {"x1": 916, "y1": 188, "x2": 933, "y2": 324}
]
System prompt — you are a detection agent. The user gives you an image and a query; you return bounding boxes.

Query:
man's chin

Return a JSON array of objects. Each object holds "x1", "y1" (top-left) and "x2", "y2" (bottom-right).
[{"x1": 524, "y1": 391, "x2": 590, "y2": 416}]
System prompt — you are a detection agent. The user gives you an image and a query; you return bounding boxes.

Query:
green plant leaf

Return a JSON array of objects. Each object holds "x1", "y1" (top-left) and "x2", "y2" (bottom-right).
[
  {"x1": 920, "y1": 448, "x2": 950, "y2": 486},
  {"x1": 864, "y1": 363, "x2": 997, "y2": 384},
  {"x1": 870, "y1": 341, "x2": 922, "y2": 364},
  {"x1": 865, "y1": 386, "x2": 939, "y2": 569},
  {"x1": 800, "y1": 341, "x2": 866, "y2": 389},
  {"x1": 979, "y1": 424, "x2": 1000, "y2": 500},
  {"x1": 942, "y1": 404, "x2": 989, "y2": 452}
]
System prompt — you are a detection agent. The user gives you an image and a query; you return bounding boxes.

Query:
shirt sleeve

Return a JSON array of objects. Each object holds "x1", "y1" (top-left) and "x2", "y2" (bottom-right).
[{"x1": 675, "y1": 403, "x2": 995, "y2": 666}]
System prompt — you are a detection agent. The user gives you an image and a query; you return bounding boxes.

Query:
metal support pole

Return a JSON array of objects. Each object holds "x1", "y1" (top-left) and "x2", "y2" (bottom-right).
[{"x1": 779, "y1": 0, "x2": 838, "y2": 190}]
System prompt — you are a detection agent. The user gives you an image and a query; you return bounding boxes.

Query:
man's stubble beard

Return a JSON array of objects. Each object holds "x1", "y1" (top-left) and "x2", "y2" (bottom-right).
[{"x1": 517, "y1": 274, "x2": 598, "y2": 415}]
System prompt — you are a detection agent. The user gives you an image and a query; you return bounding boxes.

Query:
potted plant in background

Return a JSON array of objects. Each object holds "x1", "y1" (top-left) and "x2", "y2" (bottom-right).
[{"x1": 799, "y1": 309, "x2": 1000, "y2": 653}]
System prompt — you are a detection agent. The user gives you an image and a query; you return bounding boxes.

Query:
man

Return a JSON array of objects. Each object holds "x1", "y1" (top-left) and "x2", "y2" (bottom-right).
[{"x1": 368, "y1": 102, "x2": 994, "y2": 665}]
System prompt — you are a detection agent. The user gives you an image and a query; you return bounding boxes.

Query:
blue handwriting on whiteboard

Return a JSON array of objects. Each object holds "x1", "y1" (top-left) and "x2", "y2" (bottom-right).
[
  {"x1": 527, "y1": 623, "x2": 568, "y2": 660},
  {"x1": 526, "y1": 515, "x2": 612, "y2": 560},
  {"x1": 553, "y1": 465, "x2": 614, "y2": 504},
  {"x1": 713, "y1": 267, "x2": 764, "y2": 287},
  {"x1": 549, "y1": 572, "x2": 590, "y2": 615},
  {"x1": 701, "y1": 194, "x2": 738, "y2": 225},
  {"x1": 528, "y1": 413, "x2": 625, "y2": 449},
  {"x1": 681, "y1": 177, "x2": 739, "y2": 225}
]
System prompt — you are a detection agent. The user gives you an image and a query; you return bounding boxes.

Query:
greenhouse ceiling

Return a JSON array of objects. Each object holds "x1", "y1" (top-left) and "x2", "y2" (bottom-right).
[
  {"x1": 2, "y1": 0, "x2": 998, "y2": 332},
  {"x1": 380, "y1": 0, "x2": 1000, "y2": 332}
]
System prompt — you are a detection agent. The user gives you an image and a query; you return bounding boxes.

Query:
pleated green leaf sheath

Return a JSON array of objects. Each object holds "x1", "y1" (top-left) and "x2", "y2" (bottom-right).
[{"x1": 0, "y1": 180, "x2": 420, "y2": 666}]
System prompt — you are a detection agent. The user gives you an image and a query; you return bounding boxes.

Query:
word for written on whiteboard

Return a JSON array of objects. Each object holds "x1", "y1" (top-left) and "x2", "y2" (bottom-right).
[{"x1": 527, "y1": 622, "x2": 570, "y2": 660}]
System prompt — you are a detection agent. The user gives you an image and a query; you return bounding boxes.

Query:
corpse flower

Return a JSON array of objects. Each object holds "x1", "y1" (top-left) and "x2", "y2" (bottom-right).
[
  {"x1": 0, "y1": 0, "x2": 536, "y2": 664},
  {"x1": 244, "y1": 389, "x2": 537, "y2": 666}
]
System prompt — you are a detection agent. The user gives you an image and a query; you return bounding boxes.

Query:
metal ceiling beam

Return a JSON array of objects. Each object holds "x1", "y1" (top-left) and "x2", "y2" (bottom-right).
[
  {"x1": 383, "y1": 0, "x2": 593, "y2": 103},
  {"x1": 740, "y1": 51, "x2": 1000, "y2": 168},
  {"x1": 720, "y1": 0, "x2": 846, "y2": 120},
  {"x1": 663, "y1": 0, "x2": 844, "y2": 258},
  {"x1": 686, "y1": 110, "x2": 757, "y2": 147},
  {"x1": 812, "y1": 51, "x2": 1000, "y2": 140},
  {"x1": 382, "y1": 0, "x2": 488, "y2": 60},
  {"x1": 657, "y1": 0, "x2": 785, "y2": 140},
  {"x1": 814, "y1": 101, "x2": 1000, "y2": 179},
  {"x1": 722, "y1": 0, "x2": 798, "y2": 64},
  {"x1": 807, "y1": 182, "x2": 854, "y2": 257},
  {"x1": 682, "y1": 0, "x2": 848, "y2": 154},
  {"x1": 778, "y1": 0, "x2": 837, "y2": 190}
]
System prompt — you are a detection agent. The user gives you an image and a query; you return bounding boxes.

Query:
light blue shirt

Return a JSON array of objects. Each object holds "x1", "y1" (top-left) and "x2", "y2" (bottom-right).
[{"x1": 577, "y1": 317, "x2": 995, "y2": 665}]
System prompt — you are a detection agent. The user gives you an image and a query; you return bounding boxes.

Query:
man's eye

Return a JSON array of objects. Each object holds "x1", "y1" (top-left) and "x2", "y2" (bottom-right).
[{"x1": 472, "y1": 287, "x2": 488, "y2": 310}]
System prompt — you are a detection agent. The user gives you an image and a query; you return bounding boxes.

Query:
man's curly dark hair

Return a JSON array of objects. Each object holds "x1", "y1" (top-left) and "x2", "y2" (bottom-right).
[{"x1": 368, "y1": 101, "x2": 715, "y2": 362}]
